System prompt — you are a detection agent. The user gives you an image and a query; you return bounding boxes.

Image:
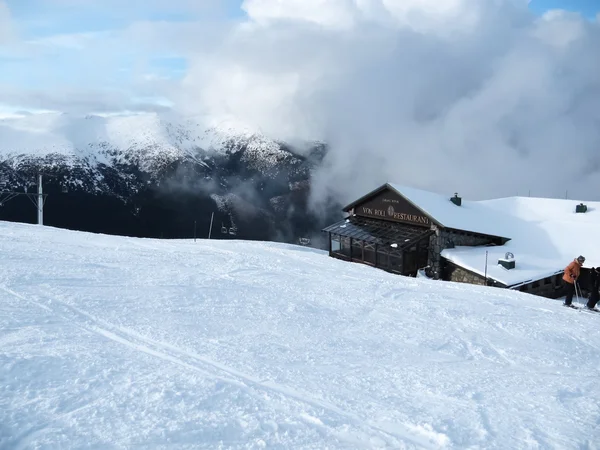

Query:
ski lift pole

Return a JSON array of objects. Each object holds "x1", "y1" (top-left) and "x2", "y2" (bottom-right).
[
  {"x1": 194, "y1": 220, "x2": 197, "y2": 242},
  {"x1": 208, "y1": 212, "x2": 214, "y2": 239},
  {"x1": 37, "y1": 173, "x2": 43, "y2": 225},
  {"x1": 484, "y1": 251, "x2": 488, "y2": 285}
]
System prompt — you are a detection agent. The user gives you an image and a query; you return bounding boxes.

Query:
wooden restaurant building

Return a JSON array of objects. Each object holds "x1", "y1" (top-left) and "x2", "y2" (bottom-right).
[{"x1": 321, "y1": 182, "x2": 600, "y2": 298}]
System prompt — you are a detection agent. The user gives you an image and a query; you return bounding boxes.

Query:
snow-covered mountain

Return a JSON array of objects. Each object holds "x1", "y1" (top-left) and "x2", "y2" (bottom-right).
[
  {"x1": 2, "y1": 220, "x2": 599, "y2": 449},
  {"x1": 1, "y1": 112, "x2": 277, "y2": 158},
  {"x1": 0, "y1": 112, "x2": 332, "y2": 242},
  {"x1": 0, "y1": 111, "x2": 315, "y2": 186}
]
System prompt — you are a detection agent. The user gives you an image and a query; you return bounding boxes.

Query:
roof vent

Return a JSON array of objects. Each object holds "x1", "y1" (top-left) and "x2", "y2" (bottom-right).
[
  {"x1": 498, "y1": 252, "x2": 515, "y2": 270},
  {"x1": 576, "y1": 203, "x2": 588, "y2": 213},
  {"x1": 450, "y1": 193, "x2": 462, "y2": 206}
]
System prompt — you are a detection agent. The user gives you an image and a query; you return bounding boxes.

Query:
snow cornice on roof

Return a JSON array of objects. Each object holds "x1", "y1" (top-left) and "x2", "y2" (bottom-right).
[{"x1": 345, "y1": 182, "x2": 513, "y2": 239}]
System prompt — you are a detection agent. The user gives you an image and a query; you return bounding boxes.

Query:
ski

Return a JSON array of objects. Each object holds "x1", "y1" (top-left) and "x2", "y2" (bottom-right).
[{"x1": 563, "y1": 304, "x2": 600, "y2": 314}]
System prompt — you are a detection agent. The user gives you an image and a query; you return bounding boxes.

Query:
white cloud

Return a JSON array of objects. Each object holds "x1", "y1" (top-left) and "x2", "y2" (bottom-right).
[
  {"x1": 0, "y1": 15, "x2": 212, "y2": 115},
  {"x1": 0, "y1": 0, "x2": 15, "y2": 44},
  {"x1": 0, "y1": 84, "x2": 172, "y2": 116},
  {"x1": 242, "y1": 0, "x2": 503, "y2": 33},
  {"x1": 2, "y1": 0, "x2": 600, "y2": 207},
  {"x1": 174, "y1": 0, "x2": 600, "y2": 206}
]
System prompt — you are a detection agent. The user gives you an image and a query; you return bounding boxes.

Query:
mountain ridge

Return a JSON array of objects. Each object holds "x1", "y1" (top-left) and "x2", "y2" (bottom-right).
[{"x1": 0, "y1": 112, "x2": 337, "y2": 245}]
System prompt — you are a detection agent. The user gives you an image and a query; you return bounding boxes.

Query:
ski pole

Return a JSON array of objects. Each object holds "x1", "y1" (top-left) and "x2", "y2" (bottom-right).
[{"x1": 575, "y1": 281, "x2": 582, "y2": 306}]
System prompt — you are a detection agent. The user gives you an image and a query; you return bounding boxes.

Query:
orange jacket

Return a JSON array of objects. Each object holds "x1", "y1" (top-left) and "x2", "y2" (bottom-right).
[{"x1": 563, "y1": 260, "x2": 582, "y2": 284}]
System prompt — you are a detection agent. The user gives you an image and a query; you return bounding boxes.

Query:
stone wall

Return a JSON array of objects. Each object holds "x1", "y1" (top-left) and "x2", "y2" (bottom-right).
[
  {"x1": 428, "y1": 226, "x2": 499, "y2": 280},
  {"x1": 427, "y1": 231, "x2": 441, "y2": 278},
  {"x1": 444, "y1": 257, "x2": 566, "y2": 299},
  {"x1": 444, "y1": 261, "x2": 487, "y2": 286}
]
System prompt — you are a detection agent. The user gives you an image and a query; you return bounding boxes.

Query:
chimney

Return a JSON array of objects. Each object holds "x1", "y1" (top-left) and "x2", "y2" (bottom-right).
[
  {"x1": 498, "y1": 252, "x2": 515, "y2": 270},
  {"x1": 450, "y1": 193, "x2": 462, "y2": 206},
  {"x1": 576, "y1": 203, "x2": 588, "y2": 213}
]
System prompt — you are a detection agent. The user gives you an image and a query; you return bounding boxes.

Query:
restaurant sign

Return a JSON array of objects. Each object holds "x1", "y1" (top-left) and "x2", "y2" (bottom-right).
[{"x1": 355, "y1": 190, "x2": 431, "y2": 227}]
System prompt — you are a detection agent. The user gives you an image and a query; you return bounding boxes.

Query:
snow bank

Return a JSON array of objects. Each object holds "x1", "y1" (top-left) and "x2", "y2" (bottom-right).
[{"x1": 1, "y1": 221, "x2": 599, "y2": 449}]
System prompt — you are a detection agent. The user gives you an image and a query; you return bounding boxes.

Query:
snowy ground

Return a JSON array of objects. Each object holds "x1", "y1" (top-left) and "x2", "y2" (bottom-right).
[{"x1": 1, "y1": 222, "x2": 599, "y2": 449}]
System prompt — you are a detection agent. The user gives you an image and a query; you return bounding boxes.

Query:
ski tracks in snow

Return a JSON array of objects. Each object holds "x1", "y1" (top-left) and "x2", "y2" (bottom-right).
[{"x1": 2, "y1": 285, "x2": 445, "y2": 449}]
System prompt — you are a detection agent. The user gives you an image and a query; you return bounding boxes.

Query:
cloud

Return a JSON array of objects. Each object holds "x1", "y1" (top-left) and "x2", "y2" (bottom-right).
[
  {"x1": 0, "y1": 0, "x2": 235, "y2": 115},
  {"x1": 0, "y1": 84, "x2": 172, "y2": 115},
  {"x1": 0, "y1": 0, "x2": 16, "y2": 44},
  {"x1": 2, "y1": 0, "x2": 600, "y2": 210},
  {"x1": 0, "y1": 18, "x2": 216, "y2": 115},
  {"x1": 241, "y1": 0, "x2": 483, "y2": 32},
  {"x1": 174, "y1": 0, "x2": 600, "y2": 208}
]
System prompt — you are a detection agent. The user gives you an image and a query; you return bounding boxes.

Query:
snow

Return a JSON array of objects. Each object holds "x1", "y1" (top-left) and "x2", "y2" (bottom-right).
[
  {"x1": 388, "y1": 183, "x2": 513, "y2": 238},
  {"x1": 2, "y1": 220, "x2": 600, "y2": 449},
  {"x1": 440, "y1": 196, "x2": 600, "y2": 286},
  {"x1": 0, "y1": 112, "x2": 290, "y2": 174}
]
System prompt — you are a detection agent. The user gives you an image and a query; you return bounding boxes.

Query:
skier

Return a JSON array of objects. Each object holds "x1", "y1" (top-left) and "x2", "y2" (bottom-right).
[
  {"x1": 586, "y1": 266, "x2": 600, "y2": 311},
  {"x1": 563, "y1": 255, "x2": 585, "y2": 308}
]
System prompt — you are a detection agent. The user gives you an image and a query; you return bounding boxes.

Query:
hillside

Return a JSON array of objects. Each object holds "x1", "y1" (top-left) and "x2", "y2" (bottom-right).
[{"x1": 1, "y1": 221, "x2": 599, "y2": 449}]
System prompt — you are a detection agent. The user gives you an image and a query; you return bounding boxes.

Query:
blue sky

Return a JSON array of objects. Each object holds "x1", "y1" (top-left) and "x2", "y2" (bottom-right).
[
  {"x1": 0, "y1": 0, "x2": 598, "y2": 116},
  {"x1": 5, "y1": 0, "x2": 246, "y2": 37},
  {"x1": 2, "y1": 0, "x2": 243, "y2": 83},
  {"x1": 529, "y1": 0, "x2": 600, "y2": 17}
]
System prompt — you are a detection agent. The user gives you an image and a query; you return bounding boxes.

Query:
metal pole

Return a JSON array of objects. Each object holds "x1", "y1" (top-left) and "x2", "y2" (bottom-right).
[
  {"x1": 208, "y1": 212, "x2": 214, "y2": 239},
  {"x1": 37, "y1": 173, "x2": 43, "y2": 225},
  {"x1": 194, "y1": 220, "x2": 197, "y2": 242},
  {"x1": 484, "y1": 251, "x2": 488, "y2": 284}
]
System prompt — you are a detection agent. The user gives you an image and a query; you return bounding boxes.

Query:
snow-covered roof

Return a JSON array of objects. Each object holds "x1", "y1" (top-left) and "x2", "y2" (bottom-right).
[
  {"x1": 388, "y1": 183, "x2": 514, "y2": 238},
  {"x1": 440, "y1": 196, "x2": 600, "y2": 286}
]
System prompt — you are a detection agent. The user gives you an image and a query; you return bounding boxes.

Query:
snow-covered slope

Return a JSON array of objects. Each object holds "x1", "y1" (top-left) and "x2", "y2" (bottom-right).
[{"x1": 1, "y1": 221, "x2": 599, "y2": 449}]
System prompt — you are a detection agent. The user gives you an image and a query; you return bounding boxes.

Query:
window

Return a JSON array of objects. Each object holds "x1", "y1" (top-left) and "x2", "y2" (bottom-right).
[
  {"x1": 363, "y1": 242, "x2": 376, "y2": 265},
  {"x1": 331, "y1": 235, "x2": 341, "y2": 252},
  {"x1": 352, "y1": 239, "x2": 363, "y2": 260},
  {"x1": 340, "y1": 237, "x2": 351, "y2": 258},
  {"x1": 389, "y1": 255, "x2": 403, "y2": 273},
  {"x1": 377, "y1": 250, "x2": 389, "y2": 268},
  {"x1": 331, "y1": 235, "x2": 351, "y2": 259},
  {"x1": 554, "y1": 274, "x2": 562, "y2": 287}
]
